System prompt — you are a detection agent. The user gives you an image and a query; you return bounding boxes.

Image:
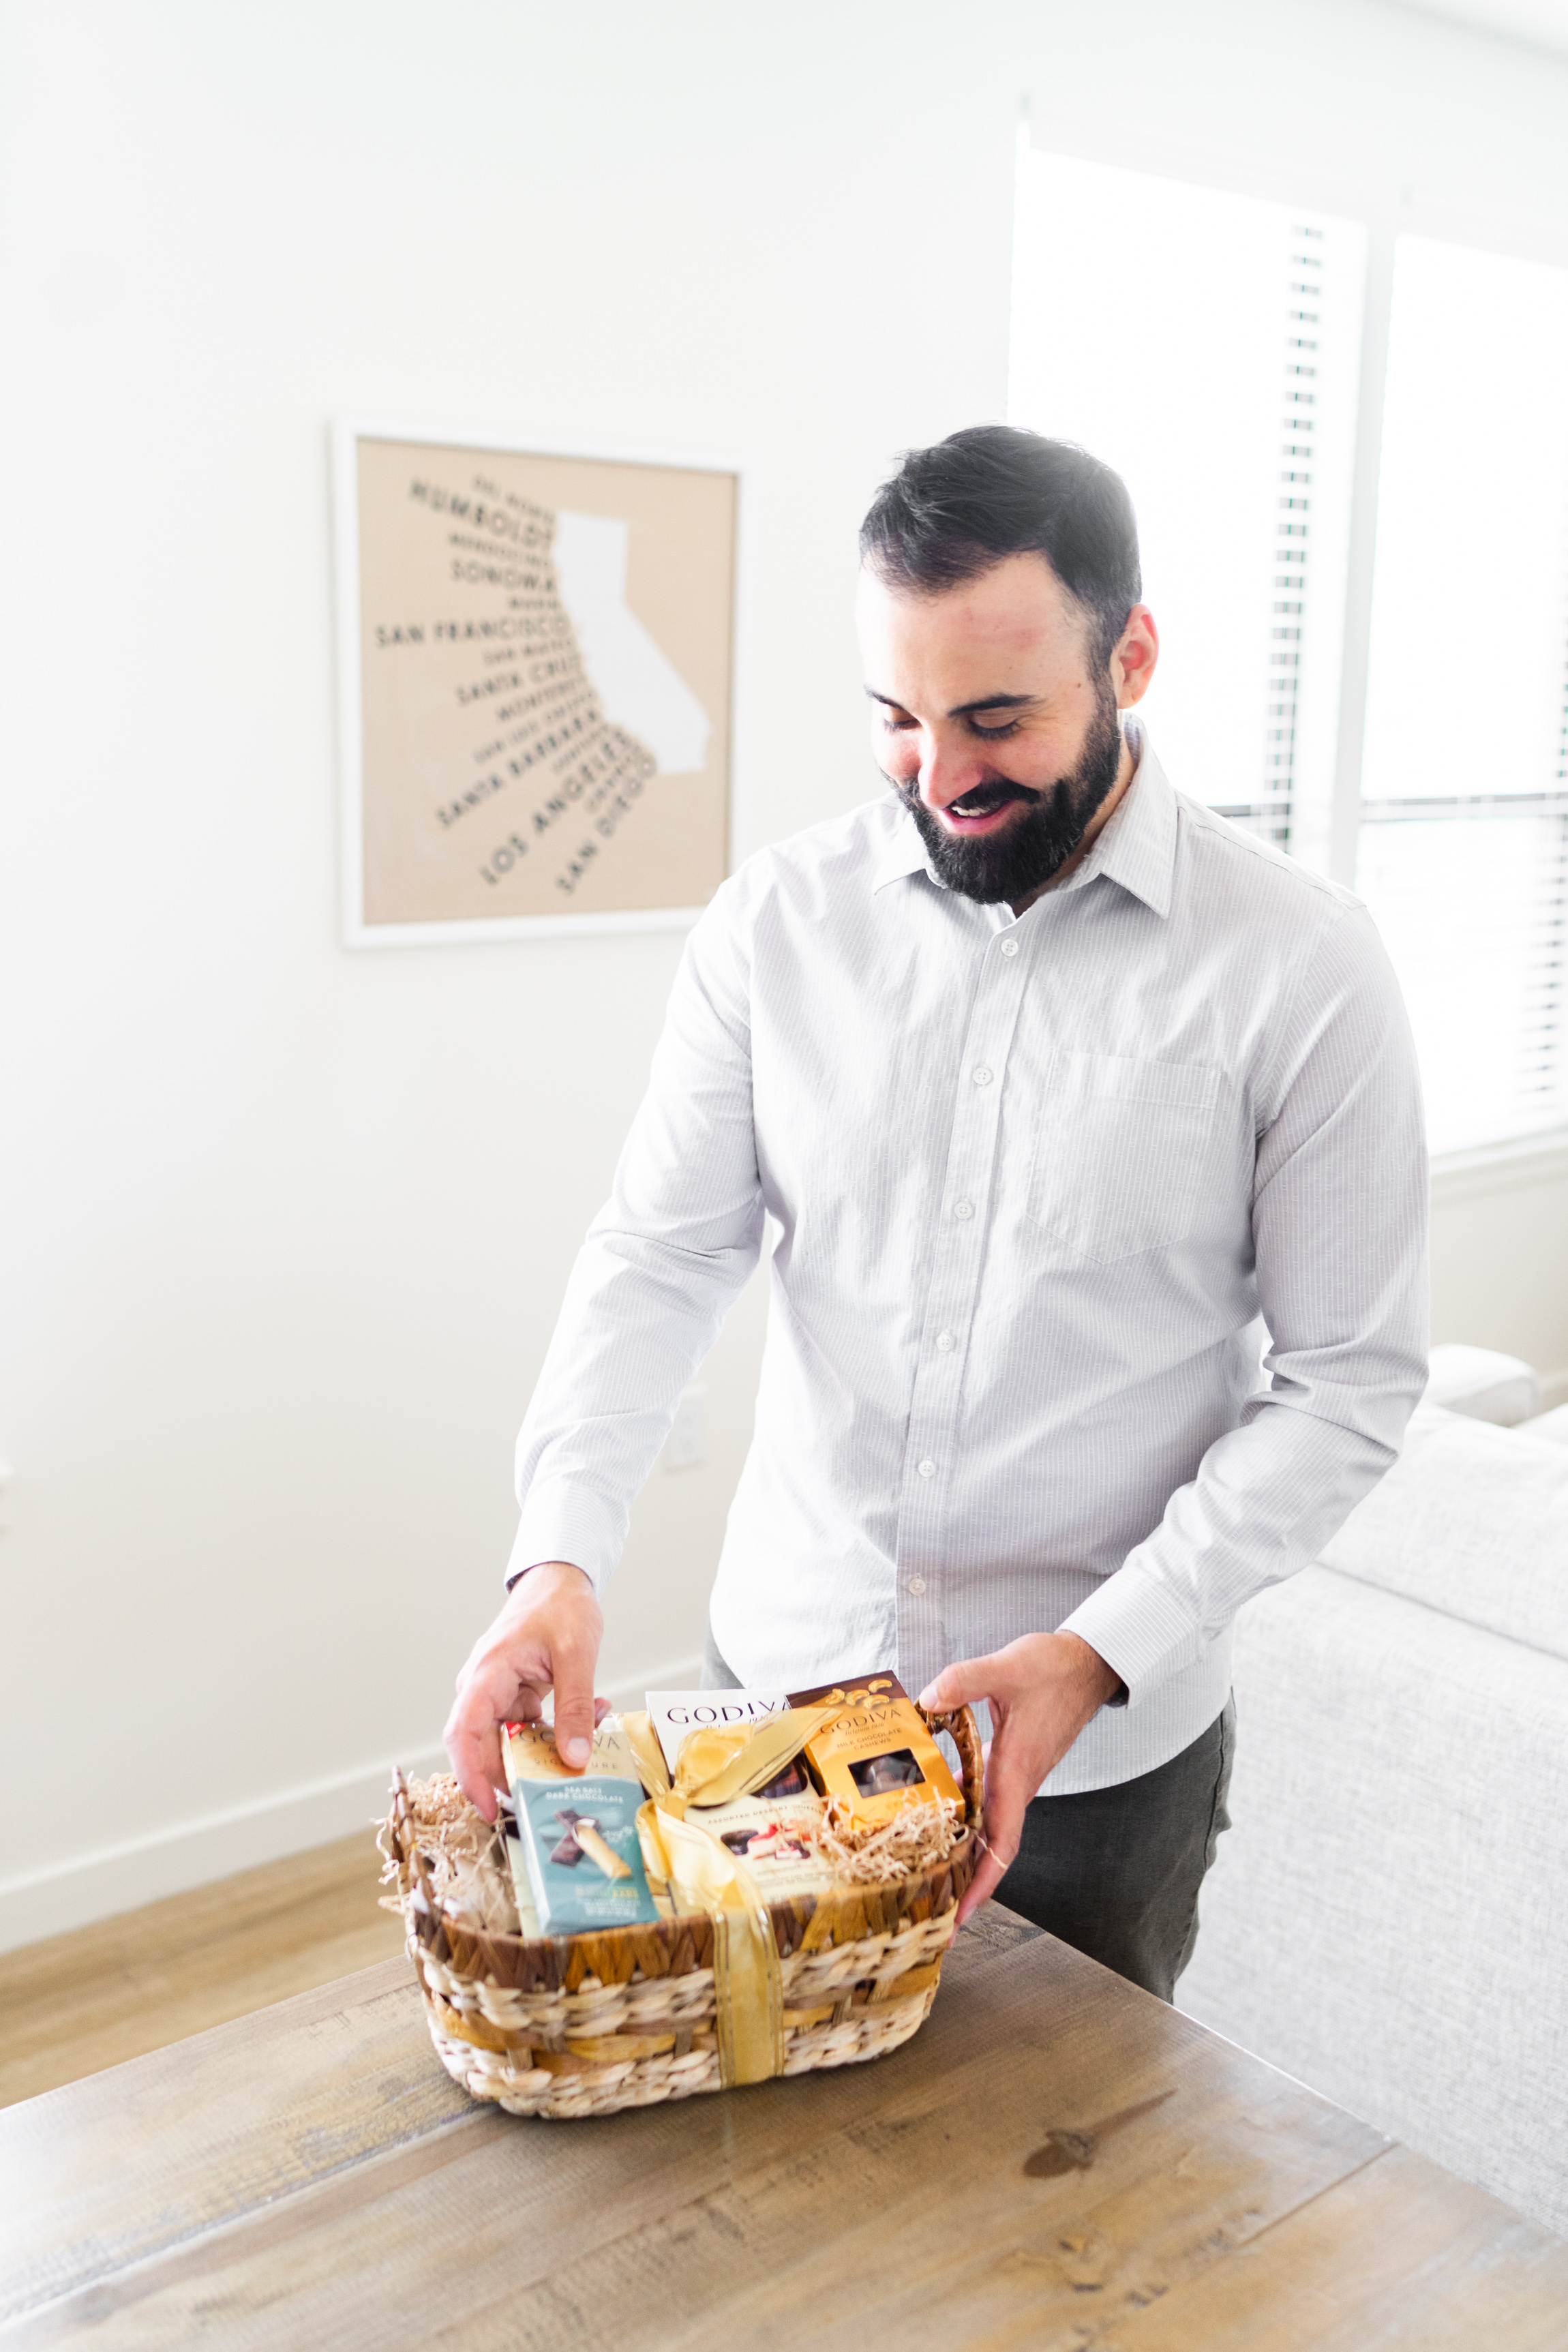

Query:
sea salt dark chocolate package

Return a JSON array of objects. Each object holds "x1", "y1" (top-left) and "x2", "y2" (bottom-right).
[{"x1": 502, "y1": 1719, "x2": 661, "y2": 1934}]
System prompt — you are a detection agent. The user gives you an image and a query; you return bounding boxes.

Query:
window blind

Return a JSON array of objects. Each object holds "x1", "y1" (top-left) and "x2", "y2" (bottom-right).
[
  {"x1": 1008, "y1": 149, "x2": 1364, "y2": 871},
  {"x1": 1010, "y1": 149, "x2": 1568, "y2": 1154}
]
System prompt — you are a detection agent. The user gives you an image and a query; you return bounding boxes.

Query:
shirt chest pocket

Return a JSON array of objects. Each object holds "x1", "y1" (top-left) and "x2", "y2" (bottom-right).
[{"x1": 1028, "y1": 1050, "x2": 1222, "y2": 1265}]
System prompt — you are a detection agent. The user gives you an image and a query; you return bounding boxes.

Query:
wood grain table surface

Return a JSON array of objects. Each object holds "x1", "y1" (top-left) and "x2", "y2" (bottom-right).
[{"x1": 3, "y1": 1905, "x2": 1565, "y2": 2349}]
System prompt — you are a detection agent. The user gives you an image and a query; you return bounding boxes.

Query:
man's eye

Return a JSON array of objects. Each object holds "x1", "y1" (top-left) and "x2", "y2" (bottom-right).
[
  {"x1": 970, "y1": 717, "x2": 1022, "y2": 740},
  {"x1": 882, "y1": 713, "x2": 917, "y2": 731}
]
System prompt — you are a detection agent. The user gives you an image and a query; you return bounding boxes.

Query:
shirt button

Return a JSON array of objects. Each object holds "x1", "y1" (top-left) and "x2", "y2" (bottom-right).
[
  {"x1": 936, "y1": 1330, "x2": 956, "y2": 1353},
  {"x1": 917, "y1": 1458, "x2": 936, "y2": 1478},
  {"x1": 907, "y1": 1575, "x2": 926, "y2": 1595},
  {"x1": 953, "y1": 1198, "x2": 974, "y2": 1220},
  {"x1": 972, "y1": 1065, "x2": 993, "y2": 1086},
  {"x1": 1000, "y1": 937, "x2": 1019, "y2": 958}
]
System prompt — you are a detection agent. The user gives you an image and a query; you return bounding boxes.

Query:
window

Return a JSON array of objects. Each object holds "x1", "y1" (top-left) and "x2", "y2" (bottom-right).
[
  {"x1": 1010, "y1": 145, "x2": 1568, "y2": 1156},
  {"x1": 1357, "y1": 238, "x2": 1568, "y2": 1151}
]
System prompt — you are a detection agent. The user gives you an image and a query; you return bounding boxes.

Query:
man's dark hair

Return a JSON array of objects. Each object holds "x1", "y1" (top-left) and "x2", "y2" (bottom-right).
[{"x1": 859, "y1": 425, "x2": 1141, "y2": 669}]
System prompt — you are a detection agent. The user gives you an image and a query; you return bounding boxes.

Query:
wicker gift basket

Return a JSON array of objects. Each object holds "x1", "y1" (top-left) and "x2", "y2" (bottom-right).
[{"x1": 380, "y1": 1703, "x2": 984, "y2": 2120}]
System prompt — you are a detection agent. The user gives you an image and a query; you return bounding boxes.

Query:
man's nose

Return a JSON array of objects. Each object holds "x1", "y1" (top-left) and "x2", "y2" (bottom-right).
[{"x1": 921, "y1": 736, "x2": 990, "y2": 811}]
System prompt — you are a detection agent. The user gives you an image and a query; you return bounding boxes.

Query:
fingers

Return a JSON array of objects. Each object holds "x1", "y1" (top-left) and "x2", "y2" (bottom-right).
[
  {"x1": 443, "y1": 1650, "x2": 539, "y2": 1818},
  {"x1": 955, "y1": 1785, "x2": 1025, "y2": 1925},
  {"x1": 918, "y1": 1649, "x2": 1008, "y2": 1715},
  {"x1": 550, "y1": 1629, "x2": 599, "y2": 1770},
  {"x1": 931, "y1": 1632, "x2": 1117, "y2": 1930},
  {"x1": 955, "y1": 1843, "x2": 1010, "y2": 1926},
  {"x1": 444, "y1": 1699, "x2": 504, "y2": 1822},
  {"x1": 444, "y1": 1566, "x2": 605, "y2": 1806},
  {"x1": 955, "y1": 1708, "x2": 1033, "y2": 1927}
]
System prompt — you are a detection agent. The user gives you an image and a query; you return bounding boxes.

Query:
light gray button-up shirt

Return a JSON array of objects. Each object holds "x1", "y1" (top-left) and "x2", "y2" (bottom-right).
[{"x1": 509, "y1": 732, "x2": 1428, "y2": 1792}]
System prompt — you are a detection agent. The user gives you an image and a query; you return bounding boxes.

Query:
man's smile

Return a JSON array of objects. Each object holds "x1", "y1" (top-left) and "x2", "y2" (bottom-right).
[{"x1": 939, "y1": 781, "x2": 1041, "y2": 831}]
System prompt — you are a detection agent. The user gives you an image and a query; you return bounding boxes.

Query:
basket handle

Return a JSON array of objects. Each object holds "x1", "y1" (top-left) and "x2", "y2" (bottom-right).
[{"x1": 918, "y1": 1703, "x2": 984, "y2": 1828}]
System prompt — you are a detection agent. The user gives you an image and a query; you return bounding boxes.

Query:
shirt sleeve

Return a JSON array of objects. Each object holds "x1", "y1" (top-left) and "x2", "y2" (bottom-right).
[
  {"x1": 1058, "y1": 897, "x2": 1430, "y2": 1702},
  {"x1": 505, "y1": 882, "x2": 766, "y2": 1593}
]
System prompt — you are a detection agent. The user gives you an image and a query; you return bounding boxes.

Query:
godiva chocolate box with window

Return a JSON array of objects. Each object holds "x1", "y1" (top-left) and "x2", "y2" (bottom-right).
[{"x1": 787, "y1": 1674, "x2": 964, "y2": 1829}]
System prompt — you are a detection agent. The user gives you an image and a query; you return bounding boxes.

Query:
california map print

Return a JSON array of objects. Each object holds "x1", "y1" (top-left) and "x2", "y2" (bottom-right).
[{"x1": 348, "y1": 434, "x2": 736, "y2": 929}]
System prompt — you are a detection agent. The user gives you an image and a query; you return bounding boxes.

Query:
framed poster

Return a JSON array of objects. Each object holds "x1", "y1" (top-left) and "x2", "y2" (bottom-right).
[{"x1": 333, "y1": 421, "x2": 738, "y2": 946}]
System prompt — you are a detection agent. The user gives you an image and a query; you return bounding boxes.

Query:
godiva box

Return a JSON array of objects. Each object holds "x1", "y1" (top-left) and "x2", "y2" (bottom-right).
[
  {"x1": 646, "y1": 1689, "x2": 790, "y2": 1777},
  {"x1": 646, "y1": 1689, "x2": 830, "y2": 1898},
  {"x1": 789, "y1": 1674, "x2": 963, "y2": 1828}
]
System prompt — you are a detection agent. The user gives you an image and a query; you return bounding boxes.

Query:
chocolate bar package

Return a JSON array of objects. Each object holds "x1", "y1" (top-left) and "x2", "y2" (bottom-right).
[
  {"x1": 502, "y1": 1717, "x2": 662, "y2": 1934},
  {"x1": 646, "y1": 1689, "x2": 830, "y2": 1897},
  {"x1": 787, "y1": 1673, "x2": 963, "y2": 1828},
  {"x1": 502, "y1": 1830, "x2": 543, "y2": 1939}
]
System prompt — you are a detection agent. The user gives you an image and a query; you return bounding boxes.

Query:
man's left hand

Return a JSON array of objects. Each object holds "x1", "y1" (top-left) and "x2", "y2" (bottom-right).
[{"x1": 919, "y1": 1632, "x2": 1124, "y2": 1925}]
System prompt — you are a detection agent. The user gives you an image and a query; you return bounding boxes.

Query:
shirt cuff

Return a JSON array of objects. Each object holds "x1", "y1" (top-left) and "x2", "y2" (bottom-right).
[
  {"x1": 1057, "y1": 1556, "x2": 1203, "y2": 1708},
  {"x1": 504, "y1": 1481, "x2": 626, "y2": 1597}
]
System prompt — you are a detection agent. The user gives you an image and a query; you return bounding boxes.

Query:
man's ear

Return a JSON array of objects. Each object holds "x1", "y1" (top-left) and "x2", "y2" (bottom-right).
[{"x1": 1110, "y1": 604, "x2": 1159, "y2": 710}]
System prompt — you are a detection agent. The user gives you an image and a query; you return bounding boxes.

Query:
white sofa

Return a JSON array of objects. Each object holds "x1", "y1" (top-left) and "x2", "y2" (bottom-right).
[{"x1": 1177, "y1": 1348, "x2": 1568, "y2": 2237}]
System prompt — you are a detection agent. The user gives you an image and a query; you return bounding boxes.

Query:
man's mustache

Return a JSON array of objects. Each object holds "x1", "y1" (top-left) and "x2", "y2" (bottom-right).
[{"x1": 893, "y1": 774, "x2": 1045, "y2": 818}]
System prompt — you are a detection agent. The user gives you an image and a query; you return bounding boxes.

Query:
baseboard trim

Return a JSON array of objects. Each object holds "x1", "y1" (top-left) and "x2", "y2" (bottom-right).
[
  {"x1": 0, "y1": 1653, "x2": 704, "y2": 1955},
  {"x1": 0, "y1": 1746, "x2": 447, "y2": 1955}
]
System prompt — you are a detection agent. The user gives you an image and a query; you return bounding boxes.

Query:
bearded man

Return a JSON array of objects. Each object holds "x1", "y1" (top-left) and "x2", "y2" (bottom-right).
[{"x1": 446, "y1": 425, "x2": 1427, "y2": 1999}]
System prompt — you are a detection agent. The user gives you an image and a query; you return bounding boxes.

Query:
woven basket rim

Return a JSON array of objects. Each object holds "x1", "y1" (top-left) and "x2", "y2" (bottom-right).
[
  {"x1": 387, "y1": 1702, "x2": 985, "y2": 1987},
  {"x1": 400, "y1": 1819, "x2": 979, "y2": 1963}
]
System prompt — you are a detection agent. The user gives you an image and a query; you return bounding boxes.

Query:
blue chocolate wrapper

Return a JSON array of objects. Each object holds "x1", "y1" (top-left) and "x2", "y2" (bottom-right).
[{"x1": 511, "y1": 1773, "x2": 661, "y2": 1933}]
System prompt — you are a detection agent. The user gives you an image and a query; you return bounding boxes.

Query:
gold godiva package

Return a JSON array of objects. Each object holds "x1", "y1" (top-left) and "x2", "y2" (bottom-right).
[{"x1": 787, "y1": 1674, "x2": 964, "y2": 1828}]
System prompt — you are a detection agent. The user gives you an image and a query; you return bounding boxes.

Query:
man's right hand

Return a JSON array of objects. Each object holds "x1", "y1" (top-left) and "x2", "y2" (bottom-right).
[{"x1": 444, "y1": 1561, "x2": 603, "y2": 1821}]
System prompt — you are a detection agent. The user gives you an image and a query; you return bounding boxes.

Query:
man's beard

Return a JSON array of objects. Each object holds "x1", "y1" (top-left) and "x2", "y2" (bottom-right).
[{"x1": 892, "y1": 679, "x2": 1124, "y2": 906}]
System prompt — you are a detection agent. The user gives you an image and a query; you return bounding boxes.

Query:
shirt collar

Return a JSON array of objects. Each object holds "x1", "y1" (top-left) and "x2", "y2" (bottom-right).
[
  {"x1": 1057, "y1": 723, "x2": 1176, "y2": 919},
  {"x1": 869, "y1": 804, "x2": 937, "y2": 894},
  {"x1": 868, "y1": 722, "x2": 1177, "y2": 919}
]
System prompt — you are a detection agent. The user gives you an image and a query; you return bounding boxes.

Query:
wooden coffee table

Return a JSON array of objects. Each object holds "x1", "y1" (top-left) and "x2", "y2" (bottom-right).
[{"x1": 3, "y1": 1905, "x2": 1564, "y2": 2347}]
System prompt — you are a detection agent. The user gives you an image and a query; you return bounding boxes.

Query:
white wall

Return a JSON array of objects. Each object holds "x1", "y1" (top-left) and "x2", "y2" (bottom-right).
[
  {"x1": 1431, "y1": 1146, "x2": 1568, "y2": 1400},
  {"x1": 4, "y1": 0, "x2": 1567, "y2": 1947}
]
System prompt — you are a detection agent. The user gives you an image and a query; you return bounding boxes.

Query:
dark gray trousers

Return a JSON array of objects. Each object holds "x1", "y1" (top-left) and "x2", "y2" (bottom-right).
[
  {"x1": 995, "y1": 1697, "x2": 1234, "y2": 2002},
  {"x1": 701, "y1": 1620, "x2": 1233, "y2": 2004}
]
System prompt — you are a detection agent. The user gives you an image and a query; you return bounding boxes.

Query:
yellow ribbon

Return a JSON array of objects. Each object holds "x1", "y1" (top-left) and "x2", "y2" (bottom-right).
[
  {"x1": 622, "y1": 1704, "x2": 840, "y2": 1815},
  {"x1": 637, "y1": 1798, "x2": 784, "y2": 2087},
  {"x1": 621, "y1": 1712, "x2": 674, "y2": 1802},
  {"x1": 676, "y1": 1704, "x2": 839, "y2": 1805},
  {"x1": 619, "y1": 1704, "x2": 849, "y2": 2090}
]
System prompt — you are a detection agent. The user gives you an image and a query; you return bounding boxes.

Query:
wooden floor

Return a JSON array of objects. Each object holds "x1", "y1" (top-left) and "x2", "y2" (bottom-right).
[{"x1": 0, "y1": 1832, "x2": 405, "y2": 2109}]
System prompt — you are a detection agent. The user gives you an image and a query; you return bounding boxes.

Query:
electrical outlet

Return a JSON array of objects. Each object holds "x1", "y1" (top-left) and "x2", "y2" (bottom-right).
[{"x1": 664, "y1": 1385, "x2": 706, "y2": 1471}]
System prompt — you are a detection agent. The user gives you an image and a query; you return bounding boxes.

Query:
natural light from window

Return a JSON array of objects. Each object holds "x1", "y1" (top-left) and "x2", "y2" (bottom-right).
[
  {"x1": 1009, "y1": 147, "x2": 1364, "y2": 869},
  {"x1": 1009, "y1": 145, "x2": 1568, "y2": 1158},
  {"x1": 1358, "y1": 236, "x2": 1568, "y2": 1153}
]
